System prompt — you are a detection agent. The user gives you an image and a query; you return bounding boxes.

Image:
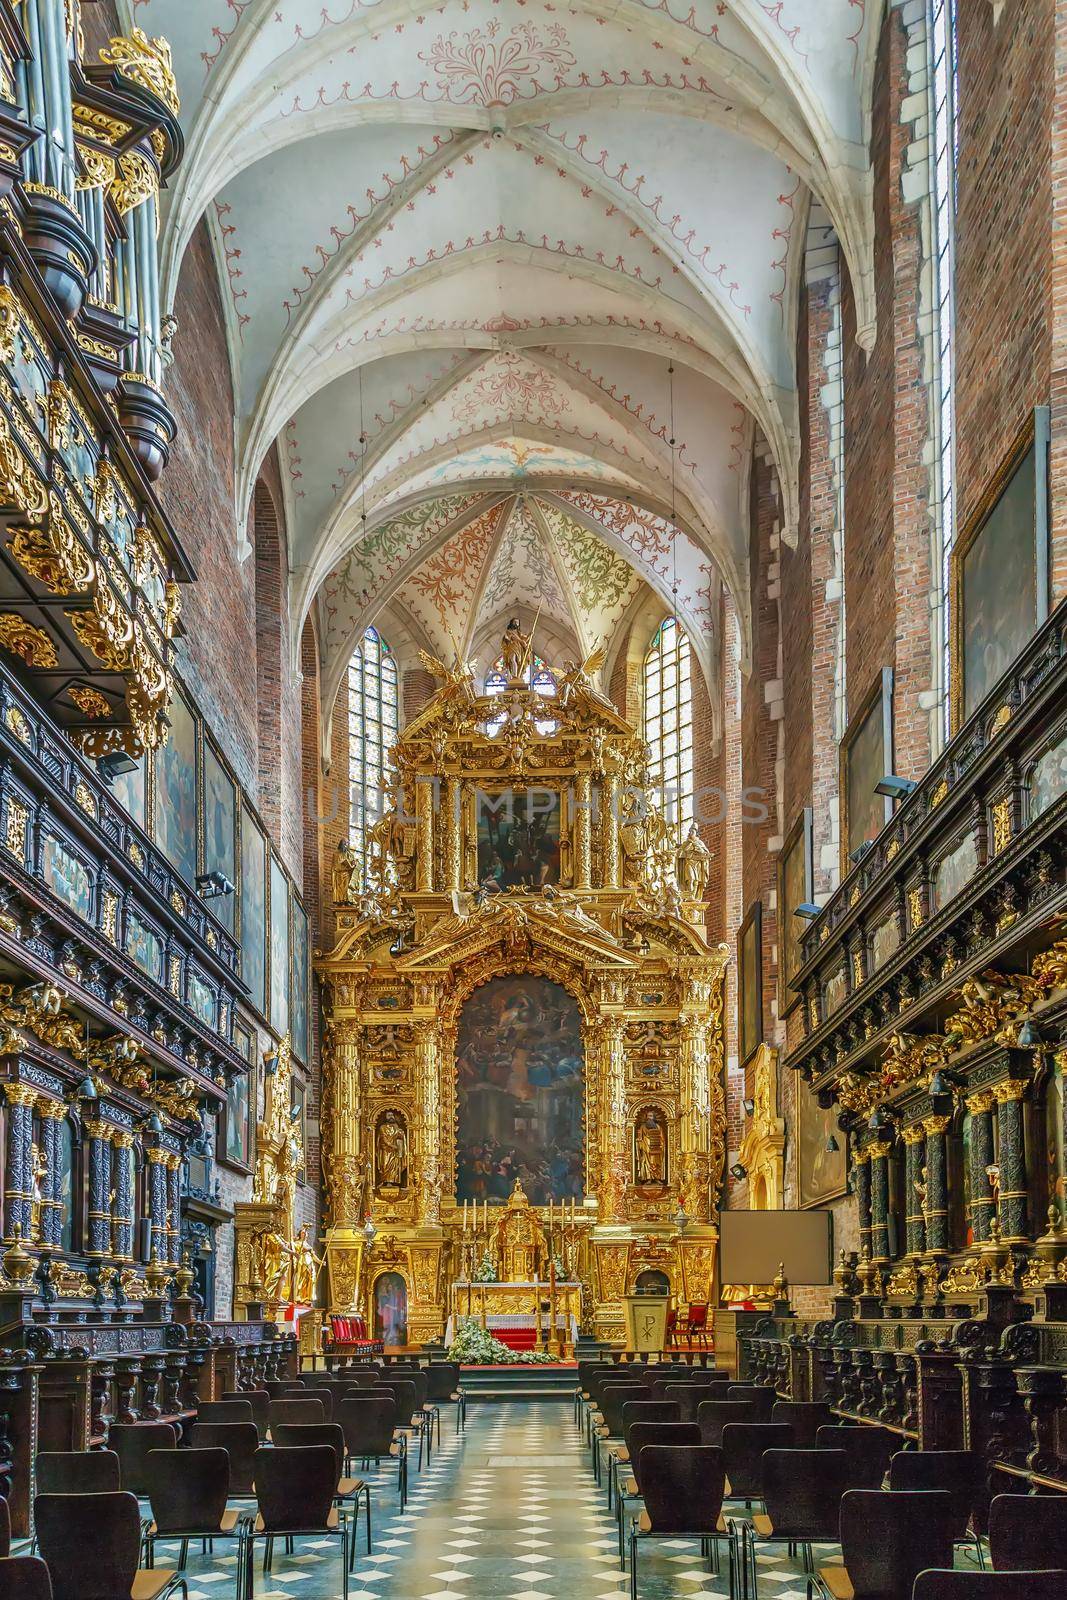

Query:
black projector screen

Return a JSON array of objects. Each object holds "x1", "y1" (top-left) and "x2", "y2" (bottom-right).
[{"x1": 719, "y1": 1209, "x2": 833, "y2": 1286}]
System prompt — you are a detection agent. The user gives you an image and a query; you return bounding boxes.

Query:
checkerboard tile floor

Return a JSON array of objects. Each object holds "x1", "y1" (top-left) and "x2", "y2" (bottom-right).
[{"x1": 63, "y1": 1402, "x2": 978, "y2": 1599}]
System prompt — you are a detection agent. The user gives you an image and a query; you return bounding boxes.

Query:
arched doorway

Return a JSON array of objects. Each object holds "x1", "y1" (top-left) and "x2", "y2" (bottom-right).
[
  {"x1": 454, "y1": 975, "x2": 584, "y2": 1206},
  {"x1": 373, "y1": 1272, "x2": 408, "y2": 1346},
  {"x1": 634, "y1": 1268, "x2": 671, "y2": 1295}
]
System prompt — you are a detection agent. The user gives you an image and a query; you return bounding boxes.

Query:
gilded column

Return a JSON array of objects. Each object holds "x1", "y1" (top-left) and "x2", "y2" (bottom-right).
[
  {"x1": 36, "y1": 1097, "x2": 68, "y2": 1250},
  {"x1": 868, "y1": 1140, "x2": 892, "y2": 1262},
  {"x1": 3, "y1": 1084, "x2": 36, "y2": 1243},
  {"x1": 110, "y1": 1130, "x2": 135, "y2": 1261},
  {"x1": 602, "y1": 772, "x2": 620, "y2": 888},
  {"x1": 922, "y1": 1113, "x2": 952, "y2": 1255},
  {"x1": 165, "y1": 1152, "x2": 181, "y2": 1267},
  {"x1": 444, "y1": 776, "x2": 462, "y2": 894},
  {"x1": 414, "y1": 1020, "x2": 442, "y2": 1225},
  {"x1": 85, "y1": 1117, "x2": 113, "y2": 1257},
  {"x1": 325, "y1": 1021, "x2": 363, "y2": 1229},
  {"x1": 415, "y1": 778, "x2": 434, "y2": 891},
  {"x1": 993, "y1": 1078, "x2": 1030, "y2": 1242},
  {"x1": 965, "y1": 1089, "x2": 996, "y2": 1244},
  {"x1": 853, "y1": 1147, "x2": 873, "y2": 1259},
  {"x1": 574, "y1": 772, "x2": 592, "y2": 891},
  {"x1": 679, "y1": 1015, "x2": 712, "y2": 1222},
  {"x1": 902, "y1": 1124, "x2": 926, "y2": 1257},
  {"x1": 596, "y1": 1017, "x2": 627, "y2": 1222},
  {"x1": 145, "y1": 1147, "x2": 169, "y2": 1263}
]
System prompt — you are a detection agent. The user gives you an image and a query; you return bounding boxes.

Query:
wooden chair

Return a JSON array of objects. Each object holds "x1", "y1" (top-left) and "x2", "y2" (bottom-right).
[
  {"x1": 188, "y1": 1423, "x2": 260, "y2": 1498},
  {"x1": 337, "y1": 1396, "x2": 407, "y2": 1509},
  {"x1": 607, "y1": 1401, "x2": 681, "y2": 1511},
  {"x1": 812, "y1": 1488, "x2": 954, "y2": 1600},
  {"x1": 242, "y1": 1446, "x2": 350, "y2": 1600},
  {"x1": 35, "y1": 1490, "x2": 188, "y2": 1600},
  {"x1": 425, "y1": 1362, "x2": 466, "y2": 1434},
  {"x1": 143, "y1": 1448, "x2": 247, "y2": 1573},
  {"x1": 770, "y1": 1400, "x2": 835, "y2": 1446},
  {"x1": 267, "y1": 1397, "x2": 324, "y2": 1435},
  {"x1": 222, "y1": 1392, "x2": 269, "y2": 1441},
  {"x1": 740, "y1": 1446, "x2": 849, "y2": 1597},
  {"x1": 719, "y1": 1421, "x2": 794, "y2": 1506},
  {"x1": 613, "y1": 1420, "x2": 697, "y2": 1568},
  {"x1": 988, "y1": 1492, "x2": 1067, "y2": 1573},
  {"x1": 627, "y1": 1444, "x2": 739, "y2": 1600},
  {"x1": 725, "y1": 1384, "x2": 776, "y2": 1420},
  {"x1": 297, "y1": 1388, "x2": 334, "y2": 1422},
  {"x1": 815, "y1": 1424, "x2": 897, "y2": 1490},
  {"x1": 271, "y1": 1424, "x2": 371, "y2": 1568},
  {"x1": 696, "y1": 1397, "x2": 762, "y2": 1447},
  {"x1": 35, "y1": 1452, "x2": 120, "y2": 1495},
  {"x1": 0, "y1": 1556, "x2": 53, "y2": 1600},
  {"x1": 108, "y1": 1425, "x2": 178, "y2": 1497},
  {"x1": 678, "y1": 1303, "x2": 710, "y2": 1349},
  {"x1": 195, "y1": 1401, "x2": 255, "y2": 1427},
  {"x1": 889, "y1": 1449, "x2": 985, "y2": 1567},
  {"x1": 912, "y1": 1574, "x2": 1067, "y2": 1600}
]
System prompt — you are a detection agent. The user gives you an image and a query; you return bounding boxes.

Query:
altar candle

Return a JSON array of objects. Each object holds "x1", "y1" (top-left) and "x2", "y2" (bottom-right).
[{"x1": 463, "y1": 1199, "x2": 468, "y2": 1234}]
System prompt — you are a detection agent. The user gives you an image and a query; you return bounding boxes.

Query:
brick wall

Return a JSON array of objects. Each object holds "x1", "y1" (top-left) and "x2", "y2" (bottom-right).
[{"x1": 955, "y1": 0, "x2": 1053, "y2": 537}]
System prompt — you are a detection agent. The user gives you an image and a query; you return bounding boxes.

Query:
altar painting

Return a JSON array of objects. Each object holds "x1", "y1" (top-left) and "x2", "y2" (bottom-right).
[
  {"x1": 476, "y1": 790, "x2": 560, "y2": 888},
  {"x1": 456, "y1": 976, "x2": 583, "y2": 1206}
]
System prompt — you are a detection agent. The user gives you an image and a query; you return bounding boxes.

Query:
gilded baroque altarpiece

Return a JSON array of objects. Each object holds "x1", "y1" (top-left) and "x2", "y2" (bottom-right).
[{"x1": 316, "y1": 655, "x2": 729, "y2": 1344}]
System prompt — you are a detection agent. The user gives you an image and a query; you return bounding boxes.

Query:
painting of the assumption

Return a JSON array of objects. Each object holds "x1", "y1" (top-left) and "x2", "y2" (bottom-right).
[
  {"x1": 476, "y1": 790, "x2": 560, "y2": 889},
  {"x1": 456, "y1": 976, "x2": 583, "y2": 1206}
]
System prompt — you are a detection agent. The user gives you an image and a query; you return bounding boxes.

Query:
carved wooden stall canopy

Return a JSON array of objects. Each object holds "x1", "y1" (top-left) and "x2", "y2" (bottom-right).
[{"x1": 317, "y1": 646, "x2": 729, "y2": 1345}]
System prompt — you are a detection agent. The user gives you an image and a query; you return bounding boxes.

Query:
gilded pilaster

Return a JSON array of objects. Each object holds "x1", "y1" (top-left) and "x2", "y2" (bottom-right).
[
  {"x1": 902, "y1": 1123, "x2": 926, "y2": 1257},
  {"x1": 965, "y1": 1089, "x2": 996, "y2": 1244},
  {"x1": 444, "y1": 776, "x2": 462, "y2": 893},
  {"x1": 165, "y1": 1151, "x2": 181, "y2": 1267},
  {"x1": 679, "y1": 1015, "x2": 712, "y2": 1222},
  {"x1": 602, "y1": 772, "x2": 620, "y2": 888},
  {"x1": 324, "y1": 1020, "x2": 364, "y2": 1230},
  {"x1": 575, "y1": 771, "x2": 592, "y2": 890},
  {"x1": 993, "y1": 1078, "x2": 1030, "y2": 1241},
  {"x1": 145, "y1": 1146, "x2": 169, "y2": 1263},
  {"x1": 110, "y1": 1129, "x2": 135, "y2": 1260},
  {"x1": 415, "y1": 778, "x2": 434, "y2": 891},
  {"x1": 85, "y1": 1116, "x2": 113, "y2": 1257},
  {"x1": 414, "y1": 1018, "x2": 442, "y2": 1225},
  {"x1": 921, "y1": 1113, "x2": 952, "y2": 1255},
  {"x1": 3, "y1": 1083, "x2": 36, "y2": 1243},
  {"x1": 595, "y1": 1016, "x2": 627, "y2": 1222},
  {"x1": 36, "y1": 1096, "x2": 67, "y2": 1250},
  {"x1": 853, "y1": 1147, "x2": 873, "y2": 1257},
  {"x1": 868, "y1": 1140, "x2": 893, "y2": 1262}
]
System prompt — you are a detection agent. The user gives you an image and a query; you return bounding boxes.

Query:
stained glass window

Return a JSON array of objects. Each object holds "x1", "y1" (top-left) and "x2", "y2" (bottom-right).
[
  {"x1": 486, "y1": 654, "x2": 554, "y2": 696},
  {"x1": 348, "y1": 627, "x2": 399, "y2": 880},
  {"x1": 643, "y1": 618, "x2": 694, "y2": 829},
  {"x1": 930, "y1": 0, "x2": 959, "y2": 737}
]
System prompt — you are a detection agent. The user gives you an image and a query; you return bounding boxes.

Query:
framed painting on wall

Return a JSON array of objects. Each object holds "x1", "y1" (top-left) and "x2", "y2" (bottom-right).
[
  {"x1": 476, "y1": 789, "x2": 561, "y2": 888},
  {"x1": 840, "y1": 667, "x2": 894, "y2": 872},
  {"x1": 794, "y1": 1086, "x2": 847, "y2": 1209},
  {"x1": 951, "y1": 407, "x2": 1050, "y2": 728},
  {"x1": 738, "y1": 899, "x2": 763, "y2": 1068},
  {"x1": 202, "y1": 739, "x2": 236, "y2": 932},
  {"x1": 239, "y1": 806, "x2": 266, "y2": 1016},
  {"x1": 778, "y1": 807, "x2": 812, "y2": 1016},
  {"x1": 291, "y1": 1076, "x2": 307, "y2": 1183},
  {"x1": 152, "y1": 686, "x2": 197, "y2": 887},
  {"x1": 219, "y1": 1065, "x2": 251, "y2": 1171},
  {"x1": 269, "y1": 855, "x2": 290, "y2": 1037}
]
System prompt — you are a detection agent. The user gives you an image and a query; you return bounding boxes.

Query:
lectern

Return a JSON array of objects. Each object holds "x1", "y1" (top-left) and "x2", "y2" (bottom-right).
[{"x1": 623, "y1": 1293, "x2": 670, "y2": 1354}]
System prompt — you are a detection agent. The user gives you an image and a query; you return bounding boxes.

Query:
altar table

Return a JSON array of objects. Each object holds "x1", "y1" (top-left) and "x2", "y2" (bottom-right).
[{"x1": 450, "y1": 1280, "x2": 582, "y2": 1350}]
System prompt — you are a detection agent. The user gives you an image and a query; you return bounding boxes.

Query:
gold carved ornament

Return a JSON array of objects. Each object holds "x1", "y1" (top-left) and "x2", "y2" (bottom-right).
[
  {"x1": 68, "y1": 684, "x2": 112, "y2": 720},
  {"x1": 99, "y1": 29, "x2": 180, "y2": 116},
  {"x1": 0, "y1": 614, "x2": 57, "y2": 669}
]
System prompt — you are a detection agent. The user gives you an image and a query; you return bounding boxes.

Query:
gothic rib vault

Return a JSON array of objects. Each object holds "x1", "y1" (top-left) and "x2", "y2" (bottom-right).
[{"x1": 140, "y1": 0, "x2": 881, "y2": 722}]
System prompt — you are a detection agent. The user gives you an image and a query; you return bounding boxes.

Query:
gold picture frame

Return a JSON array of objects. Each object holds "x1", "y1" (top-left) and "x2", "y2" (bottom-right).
[{"x1": 950, "y1": 407, "x2": 1050, "y2": 733}]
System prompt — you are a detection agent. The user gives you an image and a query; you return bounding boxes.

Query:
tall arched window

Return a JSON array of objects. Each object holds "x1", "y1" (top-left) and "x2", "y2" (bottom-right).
[
  {"x1": 643, "y1": 617, "x2": 694, "y2": 829},
  {"x1": 348, "y1": 627, "x2": 399, "y2": 879}
]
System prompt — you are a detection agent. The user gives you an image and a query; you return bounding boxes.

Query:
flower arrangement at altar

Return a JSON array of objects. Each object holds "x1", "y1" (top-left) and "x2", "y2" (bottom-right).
[
  {"x1": 447, "y1": 1315, "x2": 555, "y2": 1365},
  {"x1": 472, "y1": 1250, "x2": 497, "y2": 1283}
]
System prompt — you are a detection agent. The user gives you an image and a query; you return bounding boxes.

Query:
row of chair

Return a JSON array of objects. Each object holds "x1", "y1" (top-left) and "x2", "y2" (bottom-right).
[{"x1": 577, "y1": 1364, "x2": 1067, "y2": 1600}]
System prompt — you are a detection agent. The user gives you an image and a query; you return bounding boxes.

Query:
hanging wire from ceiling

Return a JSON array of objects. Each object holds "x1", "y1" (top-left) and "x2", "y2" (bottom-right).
[
  {"x1": 668, "y1": 360, "x2": 679, "y2": 619},
  {"x1": 358, "y1": 365, "x2": 368, "y2": 534}
]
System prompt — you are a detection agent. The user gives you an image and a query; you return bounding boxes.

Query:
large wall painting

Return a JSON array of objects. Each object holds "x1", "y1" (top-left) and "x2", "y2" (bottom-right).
[
  {"x1": 152, "y1": 687, "x2": 197, "y2": 888},
  {"x1": 455, "y1": 975, "x2": 584, "y2": 1206},
  {"x1": 476, "y1": 790, "x2": 560, "y2": 888}
]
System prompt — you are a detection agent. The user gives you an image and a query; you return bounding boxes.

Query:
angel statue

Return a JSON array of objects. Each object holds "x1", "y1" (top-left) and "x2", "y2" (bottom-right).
[
  {"x1": 417, "y1": 648, "x2": 477, "y2": 703},
  {"x1": 554, "y1": 645, "x2": 612, "y2": 711},
  {"x1": 542, "y1": 883, "x2": 618, "y2": 944},
  {"x1": 500, "y1": 617, "x2": 531, "y2": 681}
]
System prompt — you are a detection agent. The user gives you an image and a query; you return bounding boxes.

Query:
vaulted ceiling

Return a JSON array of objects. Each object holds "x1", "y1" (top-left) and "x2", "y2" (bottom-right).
[{"x1": 138, "y1": 0, "x2": 880, "y2": 715}]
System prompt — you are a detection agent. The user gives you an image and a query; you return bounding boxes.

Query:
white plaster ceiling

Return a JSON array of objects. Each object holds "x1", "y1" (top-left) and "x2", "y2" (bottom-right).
[{"x1": 133, "y1": 0, "x2": 881, "y2": 691}]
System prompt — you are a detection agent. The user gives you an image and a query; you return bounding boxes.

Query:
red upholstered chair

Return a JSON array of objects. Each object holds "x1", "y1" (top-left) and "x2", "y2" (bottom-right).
[{"x1": 679, "y1": 1303, "x2": 710, "y2": 1350}]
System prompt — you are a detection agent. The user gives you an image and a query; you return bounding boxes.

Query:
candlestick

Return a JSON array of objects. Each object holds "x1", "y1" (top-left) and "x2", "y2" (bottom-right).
[{"x1": 463, "y1": 1199, "x2": 468, "y2": 1234}]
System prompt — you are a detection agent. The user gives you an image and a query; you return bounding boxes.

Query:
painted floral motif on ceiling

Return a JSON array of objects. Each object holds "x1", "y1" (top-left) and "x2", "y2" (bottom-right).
[
  {"x1": 474, "y1": 500, "x2": 568, "y2": 634},
  {"x1": 538, "y1": 499, "x2": 640, "y2": 620},
  {"x1": 398, "y1": 502, "x2": 505, "y2": 648},
  {"x1": 418, "y1": 21, "x2": 577, "y2": 106},
  {"x1": 452, "y1": 354, "x2": 568, "y2": 424}
]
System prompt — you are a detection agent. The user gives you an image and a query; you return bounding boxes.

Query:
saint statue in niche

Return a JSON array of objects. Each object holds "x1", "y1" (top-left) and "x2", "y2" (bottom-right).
[
  {"x1": 634, "y1": 1106, "x2": 668, "y2": 1188},
  {"x1": 500, "y1": 616, "x2": 531, "y2": 681},
  {"x1": 375, "y1": 1109, "x2": 409, "y2": 1191}
]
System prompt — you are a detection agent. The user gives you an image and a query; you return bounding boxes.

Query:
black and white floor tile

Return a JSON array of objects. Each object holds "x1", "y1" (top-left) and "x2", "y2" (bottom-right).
[{"x1": 107, "y1": 1402, "x2": 976, "y2": 1600}]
